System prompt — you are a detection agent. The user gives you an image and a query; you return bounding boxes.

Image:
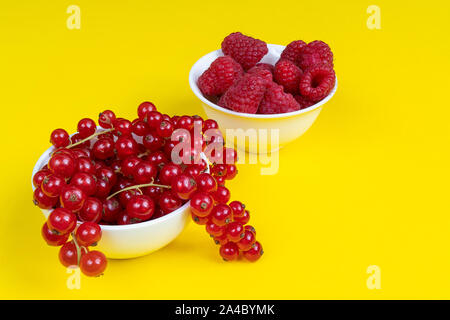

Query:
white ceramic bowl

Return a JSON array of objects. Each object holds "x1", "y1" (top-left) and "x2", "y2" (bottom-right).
[
  {"x1": 31, "y1": 135, "x2": 206, "y2": 259},
  {"x1": 189, "y1": 44, "x2": 337, "y2": 153}
]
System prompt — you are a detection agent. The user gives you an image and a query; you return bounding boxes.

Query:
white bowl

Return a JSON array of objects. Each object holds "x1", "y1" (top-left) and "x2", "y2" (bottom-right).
[
  {"x1": 31, "y1": 137, "x2": 205, "y2": 259},
  {"x1": 189, "y1": 44, "x2": 337, "y2": 153}
]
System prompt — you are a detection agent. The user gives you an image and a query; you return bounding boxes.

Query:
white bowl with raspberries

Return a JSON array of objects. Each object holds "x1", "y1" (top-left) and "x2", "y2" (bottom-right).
[{"x1": 189, "y1": 33, "x2": 337, "y2": 153}]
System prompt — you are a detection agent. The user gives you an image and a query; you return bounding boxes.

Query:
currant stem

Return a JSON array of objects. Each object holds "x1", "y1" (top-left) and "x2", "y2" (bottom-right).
[
  {"x1": 106, "y1": 181, "x2": 170, "y2": 200},
  {"x1": 71, "y1": 232, "x2": 82, "y2": 266},
  {"x1": 67, "y1": 128, "x2": 114, "y2": 149}
]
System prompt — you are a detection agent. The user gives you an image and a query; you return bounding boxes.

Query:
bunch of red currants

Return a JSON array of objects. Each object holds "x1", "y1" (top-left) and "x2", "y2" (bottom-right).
[{"x1": 33, "y1": 102, "x2": 263, "y2": 277}]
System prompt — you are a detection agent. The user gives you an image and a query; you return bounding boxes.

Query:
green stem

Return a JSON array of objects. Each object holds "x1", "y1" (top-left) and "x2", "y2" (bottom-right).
[
  {"x1": 67, "y1": 128, "x2": 114, "y2": 149},
  {"x1": 106, "y1": 182, "x2": 170, "y2": 200}
]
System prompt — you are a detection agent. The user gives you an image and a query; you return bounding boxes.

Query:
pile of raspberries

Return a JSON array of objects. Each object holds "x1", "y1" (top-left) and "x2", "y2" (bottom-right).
[{"x1": 197, "y1": 32, "x2": 336, "y2": 115}]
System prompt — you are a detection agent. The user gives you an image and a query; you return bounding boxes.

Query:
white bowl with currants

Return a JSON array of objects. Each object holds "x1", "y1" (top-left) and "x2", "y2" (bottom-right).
[{"x1": 32, "y1": 102, "x2": 262, "y2": 277}]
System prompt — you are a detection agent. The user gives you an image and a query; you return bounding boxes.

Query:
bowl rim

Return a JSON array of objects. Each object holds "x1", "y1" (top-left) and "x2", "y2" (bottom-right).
[
  {"x1": 188, "y1": 43, "x2": 337, "y2": 119},
  {"x1": 31, "y1": 133, "x2": 209, "y2": 232}
]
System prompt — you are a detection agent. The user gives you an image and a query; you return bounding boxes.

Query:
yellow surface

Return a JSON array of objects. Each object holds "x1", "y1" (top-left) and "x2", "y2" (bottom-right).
[{"x1": 0, "y1": 0, "x2": 449, "y2": 299}]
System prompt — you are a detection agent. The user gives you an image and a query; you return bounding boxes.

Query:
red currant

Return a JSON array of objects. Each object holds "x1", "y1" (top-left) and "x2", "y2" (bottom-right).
[
  {"x1": 48, "y1": 153, "x2": 76, "y2": 179},
  {"x1": 33, "y1": 187, "x2": 58, "y2": 209},
  {"x1": 137, "y1": 101, "x2": 157, "y2": 120},
  {"x1": 223, "y1": 147, "x2": 238, "y2": 164},
  {"x1": 212, "y1": 186, "x2": 230, "y2": 204},
  {"x1": 95, "y1": 178, "x2": 111, "y2": 198},
  {"x1": 98, "y1": 110, "x2": 116, "y2": 129},
  {"x1": 213, "y1": 232, "x2": 229, "y2": 245},
  {"x1": 75, "y1": 157, "x2": 96, "y2": 175},
  {"x1": 143, "y1": 132, "x2": 164, "y2": 152},
  {"x1": 143, "y1": 185, "x2": 163, "y2": 202},
  {"x1": 126, "y1": 195, "x2": 155, "y2": 221},
  {"x1": 75, "y1": 222, "x2": 102, "y2": 246},
  {"x1": 131, "y1": 119, "x2": 150, "y2": 136},
  {"x1": 71, "y1": 133, "x2": 91, "y2": 148},
  {"x1": 102, "y1": 197, "x2": 122, "y2": 223},
  {"x1": 79, "y1": 197, "x2": 103, "y2": 223},
  {"x1": 225, "y1": 164, "x2": 237, "y2": 180},
  {"x1": 80, "y1": 250, "x2": 107, "y2": 277},
  {"x1": 215, "y1": 175, "x2": 226, "y2": 186},
  {"x1": 47, "y1": 208, "x2": 77, "y2": 234},
  {"x1": 77, "y1": 118, "x2": 96, "y2": 138},
  {"x1": 42, "y1": 223, "x2": 69, "y2": 246},
  {"x1": 203, "y1": 119, "x2": 219, "y2": 131},
  {"x1": 211, "y1": 164, "x2": 227, "y2": 177},
  {"x1": 156, "y1": 120, "x2": 174, "y2": 138},
  {"x1": 60, "y1": 186, "x2": 86, "y2": 212},
  {"x1": 159, "y1": 163, "x2": 183, "y2": 185},
  {"x1": 191, "y1": 212, "x2": 209, "y2": 225},
  {"x1": 92, "y1": 138, "x2": 115, "y2": 160},
  {"x1": 115, "y1": 136, "x2": 138, "y2": 159},
  {"x1": 229, "y1": 201, "x2": 245, "y2": 218},
  {"x1": 190, "y1": 192, "x2": 214, "y2": 217},
  {"x1": 243, "y1": 241, "x2": 263, "y2": 262},
  {"x1": 59, "y1": 241, "x2": 86, "y2": 267},
  {"x1": 50, "y1": 129, "x2": 70, "y2": 148},
  {"x1": 195, "y1": 173, "x2": 218, "y2": 193},
  {"x1": 96, "y1": 167, "x2": 117, "y2": 187},
  {"x1": 234, "y1": 209, "x2": 250, "y2": 224},
  {"x1": 176, "y1": 115, "x2": 194, "y2": 131},
  {"x1": 205, "y1": 220, "x2": 225, "y2": 237},
  {"x1": 226, "y1": 221, "x2": 245, "y2": 242},
  {"x1": 117, "y1": 211, "x2": 132, "y2": 225},
  {"x1": 171, "y1": 174, "x2": 197, "y2": 200},
  {"x1": 244, "y1": 225, "x2": 256, "y2": 235},
  {"x1": 219, "y1": 242, "x2": 239, "y2": 261},
  {"x1": 210, "y1": 204, "x2": 232, "y2": 226},
  {"x1": 121, "y1": 156, "x2": 141, "y2": 177},
  {"x1": 147, "y1": 151, "x2": 168, "y2": 167},
  {"x1": 146, "y1": 111, "x2": 163, "y2": 129},
  {"x1": 41, "y1": 174, "x2": 65, "y2": 198},
  {"x1": 159, "y1": 190, "x2": 182, "y2": 213},
  {"x1": 113, "y1": 118, "x2": 132, "y2": 137},
  {"x1": 133, "y1": 161, "x2": 157, "y2": 184},
  {"x1": 184, "y1": 165, "x2": 201, "y2": 179},
  {"x1": 33, "y1": 169, "x2": 51, "y2": 188},
  {"x1": 70, "y1": 172, "x2": 97, "y2": 196},
  {"x1": 236, "y1": 230, "x2": 256, "y2": 251}
]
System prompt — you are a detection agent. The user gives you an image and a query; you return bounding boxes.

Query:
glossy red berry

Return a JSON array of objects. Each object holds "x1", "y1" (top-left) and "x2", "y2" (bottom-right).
[
  {"x1": 115, "y1": 136, "x2": 138, "y2": 159},
  {"x1": 203, "y1": 119, "x2": 219, "y2": 131},
  {"x1": 75, "y1": 157, "x2": 96, "y2": 175},
  {"x1": 143, "y1": 185, "x2": 163, "y2": 202},
  {"x1": 176, "y1": 115, "x2": 194, "y2": 131},
  {"x1": 212, "y1": 186, "x2": 230, "y2": 204},
  {"x1": 225, "y1": 164, "x2": 237, "y2": 180},
  {"x1": 126, "y1": 195, "x2": 155, "y2": 221},
  {"x1": 41, "y1": 174, "x2": 65, "y2": 198},
  {"x1": 70, "y1": 133, "x2": 91, "y2": 148},
  {"x1": 145, "y1": 111, "x2": 163, "y2": 129},
  {"x1": 60, "y1": 186, "x2": 86, "y2": 212},
  {"x1": 159, "y1": 190, "x2": 183, "y2": 213},
  {"x1": 59, "y1": 241, "x2": 86, "y2": 267},
  {"x1": 171, "y1": 174, "x2": 197, "y2": 200},
  {"x1": 113, "y1": 118, "x2": 133, "y2": 137},
  {"x1": 94, "y1": 178, "x2": 111, "y2": 198},
  {"x1": 48, "y1": 153, "x2": 76, "y2": 179},
  {"x1": 223, "y1": 147, "x2": 238, "y2": 164},
  {"x1": 121, "y1": 156, "x2": 141, "y2": 177},
  {"x1": 75, "y1": 222, "x2": 102, "y2": 246},
  {"x1": 210, "y1": 204, "x2": 232, "y2": 226},
  {"x1": 102, "y1": 197, "x2": 121, "y2": 223},
  {"x1": 143, "y1": 132, "x2": 164, "y2": 152},
  {"x1": 190, "y1": 192, "x2": 214, "y2": 217},
  {"x1": 133, "y1": 161, "x2": 157, "y2": 184},
  {"x1": 184, "y1": 165, "x2": 201, "y2": 179},
  {"x1": 229, "y1": 201, "x2": 245, "y2": 218},
  {"x1": 205, "y1": 221, "x2": 225, "y2": 237},
  {"x1": 70, "y1": 172, "x2": 97, "y2": 196},
  {"x1": 237, "y1": 230, "x2": 256, "y2": 251},
  {"x1": 50, "y1": 129, "x2": 70, "y2": 148},
  {"x1": 211, "y1": 164, "x2": 227, "y2": 177},
  {"x1": 159, "y1": 163, "x2": 183, "y2": 185},
  {"x1": 226, "y1": 221, "x2": 245, "y2": 242},
  {"x1": 147, "y1": 151, "x2": 168, "y2": 167},
  {"x1": 42, "y1": 223, "x2": 70, "y2": 246},
  {"x1": 92, "y1": 138, "x2": 115, "y2": 160},
  {"x1": 243, "y1": 241, "x2": 263, "y2": 262},
  {"x1": 47, "y1": 208, "x2": 77, "y2": 234},
  {"x1": 244, "y1": 225, "x2": 256, "y2": 235},
  {"x1": 98, "y1": 110, "x2": 116, "y2": 129},
  {"x1": 131, "y1": 119, "x2": 150, "y2": 136},
  {"x1": 77, "y1": 118, "x2": 96, "y2": 138},
  {"x1": 156, "y1": 120, "x2": 174, "y2": 138},
  {"x1": 195, "y1": 173, "x2": 218, "y2": 193},
  {"x1": 219, "y1": 242, "x2": 239, "y2": 261},
  {"x1": 96, "y1": 167, "x2": 117, "y2": 187},
  {"x1": 234, "y1": 209, "x2": 250, "y2": 224},
  {"x1": 79, "y1": 197, "x2": 103, "y2": 223},
  {"x1": 80, "y1": 250, "x2": 107, "y2": 277},
  {"x1": 191, "y1": 212, "x2": 209, "y2": 225},
  {"x1": 33, "y1": 187, "x2": 58, "y2": 209},
  {"x1": 33, "y1": 169, "x2": 51, "y2": 188},
  {"x1": 137, "y1": 101, "x2": 157, "y2": 120}
]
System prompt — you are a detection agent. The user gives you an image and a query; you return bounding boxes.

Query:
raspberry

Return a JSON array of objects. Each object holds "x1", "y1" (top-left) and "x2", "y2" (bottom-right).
[
  {"x1": 299, "y1": 66, "x2": 335, "y2": 102},
  {"x1": 298, "y1": 40, "x2": 333, "y2": 71},
  {"x1": 294, "y1": 95, "x2": 315, "y2": 109},
  {"x1": 247, "y1": 65, "x2": 273, "y2": 84},
  {"x1": 220, "y1": 74, "x2": 267, "y2": 114},
  {"x1": 280, "y1": 40, "x2": 306, "y2": 63},
  {"x1": 221, "y1": 32, "x2": 268, "y2": 70},
  {"x1": 258, "y1": 82, "x2": 300, "y2": 114},
  {"x1": 273, "y1": 59, "x2": 303, "y2": 94},
  {"x1": 198, "y1": 56, "x2": 243, "y2": 96},
  {"x1": 255, "y1": 63, "x2": 274, "y2": 74}
]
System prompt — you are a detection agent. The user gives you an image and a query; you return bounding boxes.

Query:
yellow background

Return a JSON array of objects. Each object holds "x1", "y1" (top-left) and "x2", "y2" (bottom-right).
[{"x1": 0, "y1": 0, "x2": 449, "y2": 299}]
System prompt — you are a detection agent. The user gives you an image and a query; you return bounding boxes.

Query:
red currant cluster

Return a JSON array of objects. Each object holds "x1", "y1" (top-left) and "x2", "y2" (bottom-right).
[{"x1": 33, "y1": 102, "x2": 263, "y2": 276}]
